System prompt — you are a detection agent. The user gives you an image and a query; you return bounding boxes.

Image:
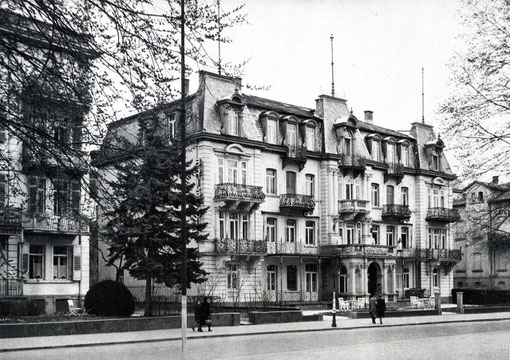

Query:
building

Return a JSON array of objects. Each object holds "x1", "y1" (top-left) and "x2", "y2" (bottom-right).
[
  {"x1": 95, "y1": 71, "x2": 460, "y2": 304},
  {"x1": 0, "y1": 10, "x2": 94, "y2": 314},
  {"x1": 453, "y1": 176, "x2": 510, "y2": 289}
]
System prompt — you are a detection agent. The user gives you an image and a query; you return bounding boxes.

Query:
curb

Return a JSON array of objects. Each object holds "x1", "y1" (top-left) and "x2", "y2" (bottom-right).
[{"x1": 2, "y1": 316, "x2": 510, "y2": 353}]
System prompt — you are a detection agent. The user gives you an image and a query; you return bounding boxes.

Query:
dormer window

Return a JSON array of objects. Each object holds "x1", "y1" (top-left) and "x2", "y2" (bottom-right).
[
  {"x1": 344, "y1": 132, "x2": 352, "y2": 156},
  {"x1": 267, "y1": 118, "x2": 277, "y2": 144},
  {"x1": 306, "y1": 126, "x2": 315, "y2": 151},
  {"x1": 228, "y1": 109, "x2": 239, "y2": 136},
  {"x1": 424, "y1": 136, "x2": 444, "y2": 172},
  {"x1": 217, "y1": 93, "x2": 245, "y2": 137},
  {"x1": 401, "y1": 145, "x2": 409, "y2": 167},
  {"x1": 287, "y1": 123, "x2": 297, "y2": 148},
  {"x1": 431, "y1": 153, "x2": 439, "y2": 171},
  {"x1": 386, "y1": 143, "x2": 395, "y2": 164}
]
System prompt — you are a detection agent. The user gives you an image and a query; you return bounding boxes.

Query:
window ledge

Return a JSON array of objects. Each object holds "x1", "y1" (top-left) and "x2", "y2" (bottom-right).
[
  {"x1": 497, "y1": 269, "x2": 508, "y2": 273},
  {"x1": 471, "y1": 270, "x2": 483, "y2": 273}
]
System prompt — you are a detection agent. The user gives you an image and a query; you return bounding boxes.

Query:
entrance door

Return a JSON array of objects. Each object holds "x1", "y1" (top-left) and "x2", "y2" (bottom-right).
[{"x1": 368, "y1": 262, "x2": 381, "y2": 296}]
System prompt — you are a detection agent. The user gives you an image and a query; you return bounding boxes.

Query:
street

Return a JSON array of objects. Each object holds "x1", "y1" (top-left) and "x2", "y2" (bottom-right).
[{"x1": 4, "y1": 319, "x2": 510, "y2": 360}]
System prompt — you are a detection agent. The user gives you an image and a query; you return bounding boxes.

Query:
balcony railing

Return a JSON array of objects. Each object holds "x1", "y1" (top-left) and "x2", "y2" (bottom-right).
[
  {"x1": 321, "y1": 244, "x2": 396, "y2": 257},
  {"x1": 0, "y1": 278, "x2": 23, "y2": 296},
  {"x1": 279, "y1": 194, "x2": 315, "y2": 214},
  {"x1": 384, "y1": 163, "x2": 405, "y2": 184},
  {"x1": 382, "y1": 204, "x2": 411, "y2": 221},
  {"x1": 0, "y1": 208, "x2": 22, "y2": 228},
  {"x1": 416, "y1": 248, "x2": 461, "y2": 262},
  {"x1": 283, "y1": 145, "x2": 307, "y2": 170},
  {"x1": 214, "y1": 238, "x2": 267, "y2": 256},
  {"x1": 426, "y1": 207, "x2": 461, "y2": 223},
  {"x1": 266, "y1": 240, "x2": 319, "y2": 255},
  {"x1": 339, "y1": 154, "x2": 366, "y2": 169},
  {"x1": 214, "y1": 183, "x2": 265, "y2": 202},
  {"x1": 338, "y1": 199, "x2": 369, "y2": 214},
  {"x1": 22, "y1": 214, "x2": 89, "y2": 233}
]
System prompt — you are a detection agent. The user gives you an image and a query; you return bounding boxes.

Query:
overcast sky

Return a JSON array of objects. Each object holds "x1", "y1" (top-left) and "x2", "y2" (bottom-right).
[{"x1": 194, "y1": 0, "x2": 465, "y2": 133}]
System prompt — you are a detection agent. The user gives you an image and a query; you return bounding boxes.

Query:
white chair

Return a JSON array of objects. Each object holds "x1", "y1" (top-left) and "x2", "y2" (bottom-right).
[
  {"x1": 67, "y1": 300, "x2": 82, "y2": 316},
  {"x1": 356, "y1": 297, "x2": 365, "y2": 310},
  {"x1": 339, "y1": 299, "x2": 350, "y2": 311},
  {"x1": 410, "y1": 296, "x2": 420, "y2": 309}
]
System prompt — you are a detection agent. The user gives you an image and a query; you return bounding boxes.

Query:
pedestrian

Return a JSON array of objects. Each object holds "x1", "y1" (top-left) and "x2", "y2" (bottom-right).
[
  {"x1": 369, "y1": 293, "x2": 378, "y2": 324},
  {"x1": 198, "y1": 296, "x2": 212, "y2": 332},
  {"x1": 191, "y1": 298, "x2": 201, "y2": 331},
  {"x1": 375, "y1": 293, "x2": 386, "y2": 324}
]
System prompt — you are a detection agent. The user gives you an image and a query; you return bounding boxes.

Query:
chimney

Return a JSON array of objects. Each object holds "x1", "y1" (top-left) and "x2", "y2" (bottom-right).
[
  {"x1": 184, "y1": 78, "x2": 190, "y2": 96},
  {"x1": 364, "y1": 110, "x2": 373, "y2": 124},
  {"x1": 493, "y1": 176, "x2": 499, "y2": 184}
]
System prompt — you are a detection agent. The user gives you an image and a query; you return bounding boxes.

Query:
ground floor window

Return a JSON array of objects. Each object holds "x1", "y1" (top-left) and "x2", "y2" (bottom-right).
[
  {"x1": 53, "y1": 246, "x2": 71, "y2": 279},
  {"x1": 432, "y1": 268, "x2": 439, "y2": 287},
  {"x1": 287, "y1": 265, "x2": 298, "y2": 291},
  {"x1": 401, "y1": 227, "x2": 410, "y2": 248},
  {"x1": 29, "y1": 244, "x2": 44, "y2": 279},
  {"x1": 305, "y1": 263, "x2": 318, "y2": 292},
  {"x1": 339, "y1": 266, "x2": 347, "y2": 293},
  {"x1": 227, "y1": 263, "x2": 238, "y2": 289},
  {"x1": 267, "y1": 265, "x2": 277, "y2": 291},
  {"x1": 403, "y1": 268, "x2": 410, "y2": 288}
]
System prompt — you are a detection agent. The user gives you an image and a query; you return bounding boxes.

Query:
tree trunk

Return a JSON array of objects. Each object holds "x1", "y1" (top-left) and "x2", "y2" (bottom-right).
[{"x1": 144, "y1": 275, "x2": 152, "y2": 316}]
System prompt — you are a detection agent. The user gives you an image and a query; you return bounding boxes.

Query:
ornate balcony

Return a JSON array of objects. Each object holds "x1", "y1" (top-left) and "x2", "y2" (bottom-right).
[
  {"x1": 415, "y1": 248, "x2": 461, "y2": 264},
  {"x1": 0, "y1": 208, "x2": 22, "y2": 234},
  {"x1": 426, "y1": 207, "x2": 461, "y2": 223},
  {"x1": 338, "y1": 154, "x2": 366, "y2": 177},
  {"x1": 22, "y1": 213, "x2": 89, "y2": 234},
  {"x1": 214, "y1": 183, "x2": 265, "y2": 212},
  {"x1": 488, "y1": 231, "x2": 510, "y2": 249},
  {"x1": 384, "y1": 162, "x2": 404, "y2": 184},
  {"x1": 321, "y1": 244, "x2": 396, "y2": 257},
  {"x1": 282, "y1": 145, "x2": 307, "y2": 170},
  {"x1": 266, "y1": 240, "x2": 319, "y2": 256},
  {"x1": 214, "y1": 238, "x2": 267, "y2": 256},
  {"x1": 338, "y1": 199, "x2": 369, "y2": 221},
  {"x1": 279, "y1": 193, "x2": 315, "y2": 216},
  {"x1": 382, "y1": 204, "x2": 411, "y2": 222}
]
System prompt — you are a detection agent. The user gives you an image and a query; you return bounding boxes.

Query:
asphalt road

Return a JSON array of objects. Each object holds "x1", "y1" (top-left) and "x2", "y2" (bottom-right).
[{"x1": 5, "y1": 320, "x2": 510, "y2": 360}]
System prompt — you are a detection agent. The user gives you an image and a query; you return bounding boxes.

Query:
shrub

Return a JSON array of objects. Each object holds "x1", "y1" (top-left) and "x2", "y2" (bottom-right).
[
  {"x1": 0, "y1": 299, "x2": 43, "y2": 316},
  {"x1": 85, "y1": 280, "x2": 135, "y2": 316}
]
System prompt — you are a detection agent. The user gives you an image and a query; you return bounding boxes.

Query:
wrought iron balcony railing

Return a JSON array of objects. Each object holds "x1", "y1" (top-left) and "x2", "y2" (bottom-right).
[
  {"x1": 382, "y1": 204, "x2": 411, "y2": 221},
  {"x1": 0, "y1": 208, "x2": 22, "y2": 228},
  {"x1": 320, "y1": 244, "x2": 396, "y2": 257},
  {"x1": 415, "y1": 248, "x2": 461, "y2": 262},
  {"x1": 22, "y1": 213, "x2": 89, "y2": 233},
  {"x1": 214, "y1": 183, "x2": 265, "y2": 202},
  {"x1": 266, "y1": 240, "x2": 319, "y2": 255},
  {"x1": 426, "y1": 207, "x2": 461, "y2": 223},
  {"x1": 384, "y1": 162, "x2": 405, "y2": 184},
  {"x1": 279, "y1": 193, "x2": 315, "y2": 213},
  {"x1": 214, "y1": 238, "x2": 267, "y2": 255}
]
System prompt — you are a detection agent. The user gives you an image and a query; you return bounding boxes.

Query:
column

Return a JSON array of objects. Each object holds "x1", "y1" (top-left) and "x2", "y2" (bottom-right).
[
  {"x1": 332, "y1": 169, "x2": 338, "y2": 215},
  {"x1": 350, "y1": 263, "x2": 356, "y2": 299},
  {"x1": 382, "y1": 262, "x2": 388, "y2": 297},
  {"x1": 327, "y1": 168, "x2": 334, "y2": 237}
]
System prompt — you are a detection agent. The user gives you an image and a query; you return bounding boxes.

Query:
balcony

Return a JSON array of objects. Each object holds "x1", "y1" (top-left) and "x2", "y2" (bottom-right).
[
  {"x1": 488, "y1": 231, "x2": 510, "y2": 249},
  {"x1": 22, "y1": 214, "x2": 89, "y2": 234},
  {"x1": 338, "y1": 199, "x2": 369, "y2": 221},
  {"x1": 266, "y1": 240, "x2": 319, "y2": 256},
  {"x1": 426, "y1": 207, "x2": 461, "y2": 223},
  {"x1": 338, "y1": 154, "x2": 366, "y2": 177},
  {"x1": 282, "y1": 145, "x2": 307, "y2": 170},
  {"x1": 22, "y1": 145, "x2": 88, "y2": 174},
  {"x1": 320, "y1": 244, "x2": 396, "y2": 257},
  {"x1": 214, "y1": 238, "x2": 267, "y2": 256},
  {"x1": 384, "y1": 162, "x2": 404, "y2": 184},
  {"x1": 214, "y1": 183, "x2": 265, "y2": 211},
  {"x1": 279, "y1": 193, "x2": 315, "y2": 216},
  {"x1": 415, "y1": 248, "x2": 461, "y2": 264},
  {"x1": 0, "y1": 208, "x2": 22, "y2": 233},
  {"x1": 382, "y1": 204, "x2": 411, "y2": 222}
]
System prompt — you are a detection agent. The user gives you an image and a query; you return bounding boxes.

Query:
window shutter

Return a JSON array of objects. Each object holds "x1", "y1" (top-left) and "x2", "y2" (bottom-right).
[
  {"x1": 28, "y1": 176, "x2": 38, "y2": 214},
  {"x1": 71, "y1": 180, "x2": 80, "y2": 213},
  {"x1": 20, "y1": 243, "x2": 29, "y2": 274},
  {"x1": 0, "y1": 174, "x2": 6, "y2": 207},
  {"x1": 73, "y1": 244, "x2": 81, "y2": 280}
]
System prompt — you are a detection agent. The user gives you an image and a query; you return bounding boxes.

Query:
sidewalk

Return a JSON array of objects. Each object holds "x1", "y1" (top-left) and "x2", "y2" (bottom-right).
[{"x1": 2, "y1": 310, "x2": 510, "y2": 353}]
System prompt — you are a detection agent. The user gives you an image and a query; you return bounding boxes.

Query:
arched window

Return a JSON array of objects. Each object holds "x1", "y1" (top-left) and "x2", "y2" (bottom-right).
[
  {"x1": 339, "y1": 266, "x2": 348, "y2": 293},
  {"x1": 432, "y1": 268, "x2": 439, "y2": 288}
]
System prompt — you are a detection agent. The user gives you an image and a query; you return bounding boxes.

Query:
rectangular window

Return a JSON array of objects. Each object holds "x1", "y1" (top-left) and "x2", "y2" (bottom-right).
[
  {"x1": 386, "y1": 143, "x2": 395, "y2": 163},
  {"x1": 403, "y1": 268, "x2": 410, "y2": 288},
  {"x1": 53, "y1": 246, "x2": 70, "y2": 280},
  {"x1": 286, "y1": 171, "x2": 296, "y2": 194},
  {"x1": 227, "y1": 264, "x2": 238, "y2": 289},
  {"x1": 306, "y1": 127, "x2": 315, "y2": 151},
  {"x1": 401, "y1": 227, "x2": 410, "y2": 248},
  {"x1": 29, "y1": 177, "x2": 47, "y2": 214},
  {"x1": 241, "y1": 214, "x2": 249, "y2": 240},
  {"x1": 227, "y1": 160, "x2": 238, "y2": 184},
  {"x1": 218, "y1": 159, "x2": 224, "y2": 184},
  {"x1": 440, "y1": 190, "x2": 445, "y2": 208},
  {"x1": 441, "y1": 229, "x2": 447, "y2": 249},
  {"x1": 286, "y1": 219, "x2": 296, "y2": 243},
  {"x1": 428, "y1": 228, "x2": 433, "y2": 248},
  {"x1": 434, "y1": 229, "x2": 441, "y2": 249},
  {"x1": 305, "y1": 263, "x2": 318, "y2": 292},
  {"x1": 433, "y1": 189, "x2": 439, "y2": 207},
  {"x1": 345, "y1": 183, "x2": 354, "y2": 200},
  {"x1": 372, "y1": 141, "x2": 380, "y2": 161},
  {"x1": 229, "y1": 110, "x2": 239, "y2": 136},
  {"x1": 433, "y1": 269, "x2": 439, "y2": 287},
  {"x1": 344, "y1": 137, "x2": 352, "y2": 156},
  {"x1": 241, "y1": 162, "x2": 247, "y2": 185},
  {"x1": 346, "y1": 224, "x2": 353, "y2": 245},
  {"x1": 29, "y1": 244, "x2": 44, "y2": 279},
  {"x1": 401, "y1": 187, "x2": 409, "y2": 206},
  {"x1": 305, "y1": 221, "x2": 315, "y2": 245},
  {"x1": 371, "y1": 183, "x2": 379, "y2": 207},
  {"x1": 356, "y1": 222, "x2": 362, "y2": 244},
  {"x1": 386, "y1": 226, "x2": 395, "y2": 246},
  {"x1": 287, "y1": 265, "x2": 298, "y2": 291},
  {"x1": 219, "y1": 212, "x2": 225, "y2": 239},
  {"x1": 372, "y1": 225, "x2": 379, "y2": 245},
  {"x1": 266, "y1": 169, "x2": 277, "y2": 195},
  {"x1": 432, "y1": 154, "x2": 439, "y2": 171},
  {"x1": 401, "y1": 146, "x2": 409, "y2": 167},
  {"x1": 266, "y1": 217, "x2": 277, "y2": 242},
  {"x1": 305, "y1": 174, "x2": 315, "y2": 197},
  {"x1": 287, "y1": 123, "x2": 297, "y2": 147},
  {"x1": 267, "y1": 265, "x2": 277, "y2": 291},
  {"x1": 267, "y1": 119, "x2": 277, "y2": 144},
  {"x1": 229, "y1": 213, "x2": 239, "y2": 240},
  {"x1": 386, "y1": 185, "x2": 394, "y2": 204},
  {"x1": 0, "y1": 174, "x2": 6, "y2": 206}
]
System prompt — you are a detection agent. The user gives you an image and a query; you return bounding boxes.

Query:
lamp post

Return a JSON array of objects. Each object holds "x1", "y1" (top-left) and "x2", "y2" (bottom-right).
[{"x1": 332, "y1": 291, "x2": 337, "y2": 327}]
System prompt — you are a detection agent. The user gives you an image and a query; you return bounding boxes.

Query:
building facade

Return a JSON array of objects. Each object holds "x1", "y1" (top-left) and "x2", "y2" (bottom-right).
[
  {"x1": 96, "y1": 71, "x2": 460, "y2": 304},
  {"x1": 453, "y1": 177, "x2": 510, "y2": 289},
  {"x1": 0, "y1": 10, "x2": 93, "y2": 314}
]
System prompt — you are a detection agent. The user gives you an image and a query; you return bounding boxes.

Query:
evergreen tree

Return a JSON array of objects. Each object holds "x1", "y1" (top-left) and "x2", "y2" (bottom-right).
[{"x1": 104, "y1": 127, "x2": 208, "y2": 316}]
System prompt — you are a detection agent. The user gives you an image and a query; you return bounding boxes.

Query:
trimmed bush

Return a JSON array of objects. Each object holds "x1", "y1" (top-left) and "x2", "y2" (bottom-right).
[
  {"x1": 452, "y1": 288, "x2": 510, "y2": 305},
  {"x1": 0, "y1": 298, "x2": 43, "y2": 316},
  {"x1": 85, "y1": 280, "x2": 135, "y2": 316}
]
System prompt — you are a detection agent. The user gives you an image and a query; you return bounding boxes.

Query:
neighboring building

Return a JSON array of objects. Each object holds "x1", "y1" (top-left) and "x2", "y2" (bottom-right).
[
  {"x1": 453, "y1": 176, "x2": 510, "y2": 289},
  {"x1": 94, "y1": 71, "x2": 460, "y2": 304},
  {"x1": 0, "y1": 10, "x2": 94, "y2": 313}
]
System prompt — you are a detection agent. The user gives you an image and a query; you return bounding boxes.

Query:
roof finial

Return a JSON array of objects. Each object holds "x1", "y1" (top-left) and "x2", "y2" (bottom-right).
[
  {"x1": 350, "y1": 107, "x2": 353, "y2": 115},
  {"x1": 330, "y1": 34, "x2": 335, "y2": 97},
  {"x1": 422, "y1": 66, "x2": 425, "y2": 124},
  {"x1": 217, "y1": 0, "x2": 222, "y2": 75}
]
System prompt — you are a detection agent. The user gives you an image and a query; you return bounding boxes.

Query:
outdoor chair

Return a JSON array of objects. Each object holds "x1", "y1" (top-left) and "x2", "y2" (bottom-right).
[
  {"x1": 339, "y1": 299, "x2": 350, "y2": 311},
  {"x1": 409, "y1": 296, "x2": 423, "y2": 309},
  {"x1": 67, "y1": 299, "x2": 82, "y2": 316},
  {"x1": 356, "y1": 297, "x2": 365, "y2": 310}
]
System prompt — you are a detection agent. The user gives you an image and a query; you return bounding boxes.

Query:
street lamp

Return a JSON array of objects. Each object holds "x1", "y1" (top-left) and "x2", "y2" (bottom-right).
[{"x1": 332, "y1": 291, "x2": 337, "y2": 327}]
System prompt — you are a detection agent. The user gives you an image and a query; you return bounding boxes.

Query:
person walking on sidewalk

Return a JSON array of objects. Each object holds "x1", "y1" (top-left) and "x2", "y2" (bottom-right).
[
  {"x1": 191, "y1": 298, "x2": 201, "y2": 331},
  {"x1": 369, "y1": 294, "x2": 378, "y2": 324},
  {"x1": 375, "y1": 293, "x2": 386, "y2": 324},
  {"x1": 198, "y1": 296, "x2": 212, "y2": 332}
]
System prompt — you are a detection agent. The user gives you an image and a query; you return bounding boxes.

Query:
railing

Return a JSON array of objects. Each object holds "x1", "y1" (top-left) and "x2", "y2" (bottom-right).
[
  {"x1": 338, "y1": 199, "x2": 370, "y2": 213},
  {"x1": 386, "y1": 162, "x2": 404, "y2": 176},
  {"x1": 382, "y1": 204, "x2": 411, "y2": 219},
  {"x1": 321, "y1": 244, "x2": 396, "y2": 257},
  {"x1": 214, "y1": 183, "x2": 265, "y2": 202},
  {"x1": 426, "y1": 207, "x2": 461, "y2": 223},
  {"x1": 0, "y1": 209, "x2": 22, "y2": 228},
  {"x1": 339, "y1": 154, "x2": 366, "y2": 168},
  {"x1": 22, "y1": 214, "x2": 89, "y2": 233},
  {"x1": 215, "y1": 238, "x2": 267, "y2": 255},
  {"x1": 22, "y1": 145, "x2": 88, "y2": 171},
  {"x1": 280, "y1": 194, "x2": 315, "y2": 211},
  {"x1": 416, "y1": 248, "x2": 462, "y2": 262},
  {"x1": 0, "y1": 278, "x2": 23, "y2": 296},
  {"x1": 266, "y1": 241, "x2": 319, "y2": 255},
  {"x1": 286, "y1": 145, "x2": 307, "y2": 160}
]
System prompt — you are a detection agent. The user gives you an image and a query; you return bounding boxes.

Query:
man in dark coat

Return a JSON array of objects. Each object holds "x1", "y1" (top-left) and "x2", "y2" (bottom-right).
[
  {"x1": 375, "y1": 294, "x2": 386, "y2": 324},
  {"x1": 198, "y1": 296, "x2": 212, "y2": 332}
]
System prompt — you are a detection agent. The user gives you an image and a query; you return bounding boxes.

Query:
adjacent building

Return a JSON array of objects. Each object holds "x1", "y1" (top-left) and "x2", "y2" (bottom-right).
[{"x1": 95, "y1": 71, "x2": 461, "y2": 304}]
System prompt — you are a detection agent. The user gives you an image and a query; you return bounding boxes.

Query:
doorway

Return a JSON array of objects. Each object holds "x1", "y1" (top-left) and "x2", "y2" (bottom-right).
[{"x1": 368, "y1": 262, "x2": 382, "y2": 296}]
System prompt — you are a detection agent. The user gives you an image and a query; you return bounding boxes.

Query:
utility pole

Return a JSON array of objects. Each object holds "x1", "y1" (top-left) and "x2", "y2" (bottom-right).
[
  {"x1": 179, "y1": 0, "x2": 187, "y2": 358},
  {"x1": 330, "y1": 34, "x2": 335, "y2": 97}
]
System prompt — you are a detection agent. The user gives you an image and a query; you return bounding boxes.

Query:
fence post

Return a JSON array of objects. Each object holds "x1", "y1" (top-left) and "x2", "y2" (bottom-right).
[
  {"x1": 457, "y1": 291, "x2": 464, "y2": 314},
  {"x1": 434, "y1": 288, "x2": 441, "y2": 315}
]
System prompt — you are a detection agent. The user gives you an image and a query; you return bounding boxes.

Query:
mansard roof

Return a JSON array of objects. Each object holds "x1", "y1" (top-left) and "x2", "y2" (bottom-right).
[
  {"x1": 242, "y1": 94, "x2": 317, "y2": 119},
  {"x1": 357, "y1": 119, "x2": 415, "y2": 141}
]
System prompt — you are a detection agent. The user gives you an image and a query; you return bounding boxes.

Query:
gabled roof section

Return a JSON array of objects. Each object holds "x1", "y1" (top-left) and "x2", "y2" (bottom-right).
[
  {"x1": 462, "y1": 180, "x2": 510, "y2": 193},
  {"x1": 243, "y1": 94, "x2": 317, "y2": 119}
]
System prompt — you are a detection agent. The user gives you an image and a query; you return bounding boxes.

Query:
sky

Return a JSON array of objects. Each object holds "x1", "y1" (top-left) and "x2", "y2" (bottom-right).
[{"x1": 194, "y1": 0, "x2": 465, "y2": 133}]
